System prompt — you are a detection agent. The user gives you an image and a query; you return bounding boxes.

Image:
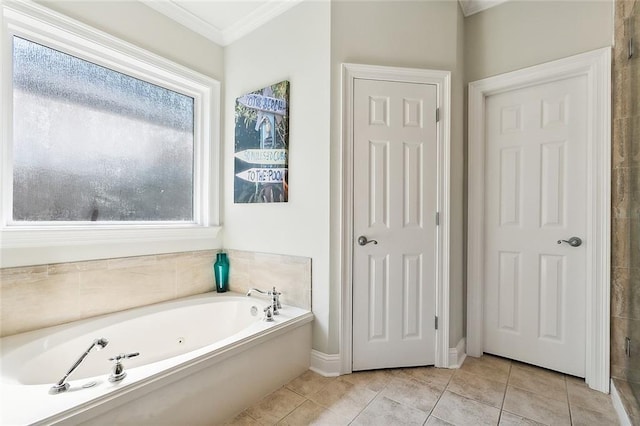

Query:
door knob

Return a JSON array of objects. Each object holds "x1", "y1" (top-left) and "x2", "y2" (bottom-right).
[
  {"x1": 357, "y1": 236, "x2": 378, "y2": 246},
  {"x1": 557, "y1": 237, "x2": 582, "y2": 247}
]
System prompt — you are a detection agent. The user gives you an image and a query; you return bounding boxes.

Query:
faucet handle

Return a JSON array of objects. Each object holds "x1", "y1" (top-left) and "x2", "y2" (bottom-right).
[
  {"x1": 263, "y1": 305, "x2": 274, "y2": 322},
  {"x1": 108, "y1": 352, "x2": 139, "y2": 362},
  {"x1": 108, "y1": 352, "x2": 139, "y2": 383}
]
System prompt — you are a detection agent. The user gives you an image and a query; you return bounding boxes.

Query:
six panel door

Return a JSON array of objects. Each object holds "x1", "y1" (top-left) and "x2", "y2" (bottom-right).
[
  {"x1": 352, "y1": 78, "x2": 438, "y2": 371},
  {"x1": 483, "y1": 75, "x2": 588, "y2": 377}
]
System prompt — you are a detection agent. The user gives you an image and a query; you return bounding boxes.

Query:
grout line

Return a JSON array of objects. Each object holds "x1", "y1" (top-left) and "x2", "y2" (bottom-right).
[
  {"x1": 173, "y1": 258, "x2": 178, "y2": 298},
  {"x1": 426, "y1": 368, "x2": 462, "y2": 423},
  {"x1": 565, "y1": 375, "x2": 574, "y2": 426},
  {"x1": 277, "y1": 397, "x2": 307, "y2": 424},
  {"x1": 496, "y1": 360, "x2": 513, "y2": 424},
  {"x1": 418, "y1": 369, "x2": 451, "y2": 422},
  {"x1": 245, "y1": 411, "x2": 259, "y2": 423},
  {"x1": 346, "y1": 375, "x2": 389, "y2": 425}
]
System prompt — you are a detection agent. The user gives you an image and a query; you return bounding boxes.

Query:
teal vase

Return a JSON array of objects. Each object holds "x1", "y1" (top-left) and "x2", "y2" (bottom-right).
[{"x1": 214, "y1": 252, "x2": 229, "y2": 293}]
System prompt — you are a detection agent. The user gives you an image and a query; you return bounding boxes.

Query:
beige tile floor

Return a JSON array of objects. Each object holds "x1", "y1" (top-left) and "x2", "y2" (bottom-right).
[{"x1": 225, "y1": 355, "x2": 620, "y2": 426}]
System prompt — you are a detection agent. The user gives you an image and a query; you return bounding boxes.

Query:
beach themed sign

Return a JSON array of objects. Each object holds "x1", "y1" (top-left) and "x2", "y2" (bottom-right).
[{"x1": 234, "y1": 81, "x2": 289, "y2": 203}]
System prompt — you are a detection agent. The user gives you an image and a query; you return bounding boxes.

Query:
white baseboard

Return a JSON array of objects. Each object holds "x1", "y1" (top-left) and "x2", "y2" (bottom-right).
[
  {"x1": 310, "y1": 350, "x2": 341, "y2": 377},
  {"x1": 311, "y1": 341, "x2": 465, "y2": 375},
  {"x1": 448, "y1": 337, "x2": 466, "y2": 368},
  {"x1": 611, "y1": 379, "x2": 633, "y2": 426}
]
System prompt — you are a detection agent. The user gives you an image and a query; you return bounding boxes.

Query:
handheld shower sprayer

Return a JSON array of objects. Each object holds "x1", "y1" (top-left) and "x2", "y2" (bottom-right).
[{"x1": 49, "y1": 338, "x2": 109, "y2": 394}]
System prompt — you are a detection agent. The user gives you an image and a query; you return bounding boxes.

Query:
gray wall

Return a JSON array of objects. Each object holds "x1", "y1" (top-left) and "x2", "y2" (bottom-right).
[
  {"x1": 465, "y1": 0, "x2": 613, "y2": 83},
  {"x1": 223, "y1": 2, "x2": 332, "y2": 352},
  {"x1": 330, "y1": 1, "x2": 466, "y2": 350}
]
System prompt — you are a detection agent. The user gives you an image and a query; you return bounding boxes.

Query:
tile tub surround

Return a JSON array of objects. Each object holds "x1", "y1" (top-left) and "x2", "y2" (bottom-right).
[
  {"x1": 227, "y1": 249, "x2": 312, "y2": 310},
  {"x1": 0, "y1": 249, "x2": 312, "y2": 337},
  {"x1": 611, "y1": 0, "x2": 640, "y2": 419},
  {"x1": 0, "y1": 250, "x2": 218, "y2": 337},
  {"x1": 225, "y1": 355, "x2": 619, "y2": 426}
]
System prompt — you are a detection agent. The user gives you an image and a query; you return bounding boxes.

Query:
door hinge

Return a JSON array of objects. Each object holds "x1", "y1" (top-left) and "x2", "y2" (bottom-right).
[
  {"x1": 435, "y1": 316, "x2": 438, "y2": 330},
  {"x1": 436, "y1": 108, "x2": 440, "y2": 123},
  {"x1": 436, "y1": 212, "x2": 440, "y2": 226}
]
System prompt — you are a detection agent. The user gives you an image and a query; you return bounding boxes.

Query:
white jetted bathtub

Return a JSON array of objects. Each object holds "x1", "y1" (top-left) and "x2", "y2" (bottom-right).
[{"x1": 0, "y1": 292, "x2": 313, "y2": 425}]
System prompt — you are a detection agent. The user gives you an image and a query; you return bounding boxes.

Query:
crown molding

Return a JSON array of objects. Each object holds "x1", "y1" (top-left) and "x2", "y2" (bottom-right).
[
  {"x1": 146, "y1": 0, "x2": 509, "y2": 43},
  {"x1": 224, "y1": 0, "x2": 304, "y2": 45},
  {"x1": 143, "y1": 0, "x2": 303, "y2": 47},
  {"x1": 143, "y1": 1, "x2": 224, "y2": 45},
  {"x1": 459, "y1": 0, "x2": 510, "y2": 17}
]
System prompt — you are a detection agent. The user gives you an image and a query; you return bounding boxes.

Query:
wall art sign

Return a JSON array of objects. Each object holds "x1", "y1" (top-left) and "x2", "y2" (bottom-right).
[{"x1": 234, "y1": 80, "x2": 289, "y2": 203}]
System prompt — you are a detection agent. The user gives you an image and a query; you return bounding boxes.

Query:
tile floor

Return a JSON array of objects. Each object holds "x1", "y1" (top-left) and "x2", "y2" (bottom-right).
[{"x1": 225, "y1": 355, "x2": 620, "y2": 425}]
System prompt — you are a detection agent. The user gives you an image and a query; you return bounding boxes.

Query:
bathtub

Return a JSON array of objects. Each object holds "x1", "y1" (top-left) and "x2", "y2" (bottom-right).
[{"x1": 0, "y1": 292, "x2": 313, "y2": 425}]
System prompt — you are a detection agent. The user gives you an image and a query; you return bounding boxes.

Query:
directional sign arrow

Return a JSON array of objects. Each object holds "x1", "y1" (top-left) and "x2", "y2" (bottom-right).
[
  {"x1": 237, "y1": 94, "x2": 287, "y2": 116},
  {"x1": 236, "y1": 168, "x2": 287, "y2": 183},
  {"x1": 235, "y1": 149, "x2": 287, "y2": 165}
]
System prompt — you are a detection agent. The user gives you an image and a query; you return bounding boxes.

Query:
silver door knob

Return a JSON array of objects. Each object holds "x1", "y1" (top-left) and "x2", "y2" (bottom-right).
[
  {"x1": 357, "y1": 236, "x2": 378, "y2": 246},
  {"x1": 557, "y1": 237, "x2": 582, "y2": 247}
]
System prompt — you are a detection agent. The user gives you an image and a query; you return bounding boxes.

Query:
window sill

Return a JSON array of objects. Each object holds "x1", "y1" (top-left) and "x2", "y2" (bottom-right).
[{"x1": 0, "y1": 225, "x2": 222, "y2": 268}]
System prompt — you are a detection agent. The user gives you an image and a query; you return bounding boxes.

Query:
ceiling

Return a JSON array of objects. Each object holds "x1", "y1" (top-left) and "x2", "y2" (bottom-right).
[{"x1": 143, "y1": 0, "x2": 508, "y2": 47}]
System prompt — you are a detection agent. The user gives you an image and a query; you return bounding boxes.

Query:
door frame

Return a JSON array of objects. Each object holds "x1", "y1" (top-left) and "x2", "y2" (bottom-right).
[
  {"x1": 466, "y1": 48, "x2": 611, "y2": 392},
  {"x1": 340, "y1": 63, "x2": 451, "y2": 374}
]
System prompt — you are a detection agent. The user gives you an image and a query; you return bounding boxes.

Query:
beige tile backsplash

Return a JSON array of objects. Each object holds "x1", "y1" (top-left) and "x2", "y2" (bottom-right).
[
  {"x1": 226, "y1": 249, "x2": 312, "y2": 311},
  {"x1": 0, "y1": 249, "x2": 311, "y2": 338}
]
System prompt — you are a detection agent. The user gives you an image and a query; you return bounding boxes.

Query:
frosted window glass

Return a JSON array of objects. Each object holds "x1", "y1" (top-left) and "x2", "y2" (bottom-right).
[{"x1": 12, "y1": 36, "x2": 195, "y2": 222}]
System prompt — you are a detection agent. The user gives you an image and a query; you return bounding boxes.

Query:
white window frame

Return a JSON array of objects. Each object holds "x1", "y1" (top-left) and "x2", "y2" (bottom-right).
[{"x1": 0, "y1": 1, "x2": 221, "y2": 268}]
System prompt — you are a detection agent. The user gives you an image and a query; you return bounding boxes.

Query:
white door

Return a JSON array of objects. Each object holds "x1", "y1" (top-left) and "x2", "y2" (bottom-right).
[
  {"x1": 483, "y1": 75, "x2": 588, "y2": 377},
  {"x1": 352, "y1": 78, "x2": 438, "y2": 371}
]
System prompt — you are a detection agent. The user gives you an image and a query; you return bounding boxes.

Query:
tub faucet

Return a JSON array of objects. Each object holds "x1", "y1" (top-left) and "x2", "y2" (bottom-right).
[
  {"x1": 49, "y1": 338, "x2": 109, "y2": 394},
  {"x1": 247, "y1": 286, "x2": 282, "y2": 315},
  {"x1": 108, "y1": 352, "x2": 140, "y2": 382}
]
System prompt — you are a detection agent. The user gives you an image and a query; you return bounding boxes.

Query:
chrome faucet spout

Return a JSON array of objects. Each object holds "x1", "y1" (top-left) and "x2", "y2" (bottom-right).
[
  {"x1": 49, "y1": 338, "x2": 109, "y2": 394},
  {"x1": 246, "y1": 287, "x2": 282, "y2": 315},
  {"x1": 247, "y1": 288, "x2": 267, "y2": 297}
]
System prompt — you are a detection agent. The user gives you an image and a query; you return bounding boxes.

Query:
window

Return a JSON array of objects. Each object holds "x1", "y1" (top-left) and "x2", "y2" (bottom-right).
[
  {"x1": 1, "y1": 2, "x2": 221, "y2": 267},
  {"x1": 13, "y1": 37, "x2": 196, "y2": 223}
]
